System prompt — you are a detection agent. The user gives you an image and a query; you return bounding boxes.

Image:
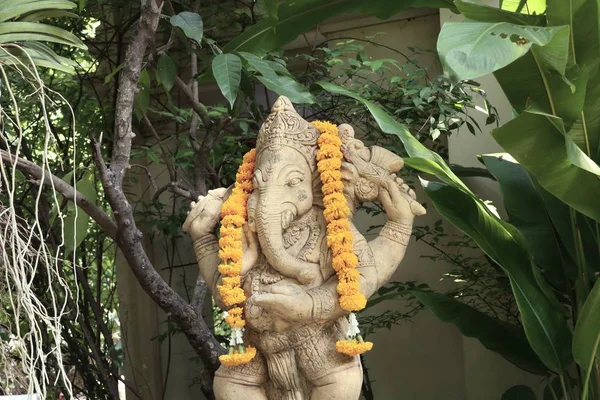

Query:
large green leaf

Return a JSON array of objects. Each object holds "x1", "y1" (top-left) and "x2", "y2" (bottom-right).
[
  {"x1": 481, "y1": 154, "x2": 575, "y2": 290},
  {"x1": 0, "y1": 21, "x2": 86, "y2": 48},
  {"x1": 223, "y1": 0, "x2": 455, "y2": 54},
  {"x1": 502, "y1": 385, "x2": 538, "y2": 400},
  {"x1": 547, "y1": 0, "x2": 599, "y2": 75},
  {"x1": 412, "y1": 291, "x2": 548, "y2": 375},
  {"x1": 438, "y1": 21, "x2": 569, "y2": 80},
  {"x1": 0, "y1": 0, "x2": 77, "y2": 22},
  {"x1": 457, "y1": 0, "x2": 546, "y2": 25},
  {"x1": 157, "y1": 54, "x2": 176, "y2": 92},
  {"x1": 170, "y1": 11, "x2": 203, "y2": 45},
  {"x1": 238, "y1": 51, "x2": 279, "y2": 81},
  {"x1": 0, "y1": 42, "x2": 77, "y2": 72},
  {"x1": 258, "y1": 74, "x2": 315, "y2": 104},
  {"x1": 422, "y1": 179, "x2": 573, "y2": 374},
  {"x1": 212, "y1": 53, "x2": 242, "y2": 108},
  {"x1": 492, "y1": 109, "x2": 600, "y2": 222},
  {"x1": 495, "y1": 58, "x2": 588, "y2": 128},
  {"x1": 573, "y1": 280, "x2": 600, "y2": 389},
  {"x1": 63, "y1": 171, "x2": 96, "y2": 256}
]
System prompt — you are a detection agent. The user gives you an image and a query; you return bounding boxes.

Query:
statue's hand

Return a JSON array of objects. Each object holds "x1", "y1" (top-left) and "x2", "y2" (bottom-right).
[
  {"x1": 250, "y1": 281, "x2": 312, "y2": 323},
  {"x1": 182, "y1": 188, "x2": 228, "y2": 241},
  {"x1": 241, "y1": 224, "x2": 259, "y2": 275},
  {"x1": 379, "y1": 178, "x2": 426, "y2": 224}
]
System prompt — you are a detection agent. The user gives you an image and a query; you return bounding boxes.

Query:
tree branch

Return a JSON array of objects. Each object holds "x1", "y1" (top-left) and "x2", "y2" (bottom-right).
[
  {"x1": 0, "y1": 149, "x2": 117, "y2": 239},
  {"x1": 96, "y1": 0, "x2": 224, "y2": 373}
]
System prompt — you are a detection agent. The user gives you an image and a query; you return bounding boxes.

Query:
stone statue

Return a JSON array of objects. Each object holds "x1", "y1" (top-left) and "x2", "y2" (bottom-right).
[{"x1": 183, "y1": 96, "x2": 425, "y2": 399}]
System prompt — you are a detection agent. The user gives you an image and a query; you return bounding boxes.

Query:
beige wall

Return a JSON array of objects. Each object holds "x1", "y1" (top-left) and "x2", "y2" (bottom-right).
[{"x1": 118, "y1": 7, "x2": 543, "y2": 400}]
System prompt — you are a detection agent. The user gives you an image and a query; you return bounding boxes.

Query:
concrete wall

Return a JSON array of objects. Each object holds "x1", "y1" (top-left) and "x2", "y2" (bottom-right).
[{"x1": 117, "y1": 6, "x2": 544, "y2": 400}]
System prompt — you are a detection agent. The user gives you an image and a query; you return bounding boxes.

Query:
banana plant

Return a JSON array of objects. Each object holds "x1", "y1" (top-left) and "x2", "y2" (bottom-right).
[
  {"x1": 0, "y1": 0, "x2": 86, "y2": 72},
  {"x1": 315, "y1": 0, "x2": 600, "y2": 398}
]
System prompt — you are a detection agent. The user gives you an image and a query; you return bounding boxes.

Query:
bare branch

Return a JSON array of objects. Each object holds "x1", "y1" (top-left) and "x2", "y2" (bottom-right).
[
  {"x1": 0, "y1": 149, "x2": 117, "y2": 239},
  {"x1": 174, "y1": 76, "x2": 212, "y2": 128},
  {"x1": 96, "y1": 0, "x2": 224, "y2": 373}
]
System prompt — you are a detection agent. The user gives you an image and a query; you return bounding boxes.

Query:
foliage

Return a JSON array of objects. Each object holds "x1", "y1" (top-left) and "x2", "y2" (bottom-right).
[
  {"x1": 312, "y1": 0, "x2": 600, "y2": 398},
  {"x1": 0, "y1": 0, "x2": 505, "y2": 398}
]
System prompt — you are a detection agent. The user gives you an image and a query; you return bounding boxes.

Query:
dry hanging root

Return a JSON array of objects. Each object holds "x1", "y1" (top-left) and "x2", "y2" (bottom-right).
[
  {"x1": 313, "y1": 120, "x2": 373, "y2": 356},
  {"x1": 217, "y1": 149, "x2": 257, "y2": 366}
]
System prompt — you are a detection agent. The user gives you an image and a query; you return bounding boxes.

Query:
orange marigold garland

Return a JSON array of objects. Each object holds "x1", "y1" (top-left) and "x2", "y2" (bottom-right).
[
  {"x1": 312, "y1": 120, "x2": 373, "y2": 356},
  {"x1": 217, "y1": 149, "x2": 257, "y2": 366}
]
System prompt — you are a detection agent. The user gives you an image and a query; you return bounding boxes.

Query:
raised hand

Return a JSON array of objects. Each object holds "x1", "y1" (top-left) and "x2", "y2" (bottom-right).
[
  {"x1": 379, "y1": 177, "x2": 426, "y2": 224},
  {"x1": 182, "y1": 187, "x2": 228, "y2": 240}
]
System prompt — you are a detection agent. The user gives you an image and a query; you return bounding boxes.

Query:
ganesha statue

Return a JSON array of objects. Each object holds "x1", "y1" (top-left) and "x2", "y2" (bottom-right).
[{"x1": 183, "y1": 96, "x2": 425, "y2": 399}]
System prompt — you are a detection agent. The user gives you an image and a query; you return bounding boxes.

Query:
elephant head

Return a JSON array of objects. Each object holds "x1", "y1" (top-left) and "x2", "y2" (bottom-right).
[{"x1": 247, "y1": 97, "x2": 322, "y2": 284}]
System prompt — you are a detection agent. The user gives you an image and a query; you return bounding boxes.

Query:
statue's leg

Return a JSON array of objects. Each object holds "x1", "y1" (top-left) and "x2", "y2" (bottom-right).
[
  {"x1": 294, "y1": 323, "x2": 363, "y2": 400},
  {"x1": 213, "y1": 351, "x2": 268, "y2": 400},
  {"x1": 309, "y1": 357, "x2": 362, "y2": 399}
]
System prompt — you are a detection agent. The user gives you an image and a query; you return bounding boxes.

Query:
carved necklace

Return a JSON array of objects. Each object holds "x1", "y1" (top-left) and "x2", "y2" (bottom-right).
[{"x1": 283, "y1": 208, "x2": 321, "y2": 261}]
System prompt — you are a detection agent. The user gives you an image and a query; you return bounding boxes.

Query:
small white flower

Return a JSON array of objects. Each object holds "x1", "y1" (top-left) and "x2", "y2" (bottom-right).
[{"x1": 346, "y1": 312, "x2": 361, "y2": 338}]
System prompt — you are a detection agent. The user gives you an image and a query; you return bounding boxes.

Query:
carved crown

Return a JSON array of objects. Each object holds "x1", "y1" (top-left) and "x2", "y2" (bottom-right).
[{"x1": 256, "y1": 96, "x2": 320, "y2": 170}]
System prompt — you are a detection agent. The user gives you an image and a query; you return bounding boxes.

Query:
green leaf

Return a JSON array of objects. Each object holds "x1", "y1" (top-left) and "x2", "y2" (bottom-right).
[
  {"x1": 412, "y1": 291, "x2": 548, "y2": 375},
  {"x1": 238, "y1": 51, "x2": 279, "y2": 80},
  {"x1": 457, "y1": 0, "x2": 546, "y2": 25},
  {"x1": 481, "y1": 153, "x2": 574, "y2": 290},
  {"x1": 0, "y1": 0, "x2": 76, "y2": 22},
  {"x1": 157, "y1": 54, "x2": 176, "y2": 92},
  {"x1": 0, "y1": 42, "x2": 76, "y2": 72},
  {"x1": 0, "y1": 21, "x2": 86, "y2": 49},
  {"x1": 437, "y1": 21, "x2": 569, "y2": 80},
  {"x1": 547, "y1": 0, "x2": 600, "y2": 75},
  {"x1": 170, "y1": 11, "x2": 203, "y2": 45},
  {"x1": 495, "y1": 62, "x2": 588, "y2": 126},
  {"x1": 573, "y1": 280, "x2": 600, "y2": 389},
  {"x1": 63, "y1": 171, "x2": 96, "y2": 256},
  {"x1": 422, "y1": 179, "x2": 573, "y2": 374},
  {"x1": 223, "y1": 0, "x2": 455, "y2": 54},
  {"x1": 492, "y1": 109, "x2": 600, "y2": 222},
  {"x1": 502, "y1": 385, "x2": 538, "y2": 400},
  {"x1": 212, "y1": 53, "x2": 242, "y2": 107},
  {"x1": 263, "y1": 0, "x2": 279, "y2": 24},
  {"x1": 257, "y1": 74, "x2": 315, "y2": 104}
]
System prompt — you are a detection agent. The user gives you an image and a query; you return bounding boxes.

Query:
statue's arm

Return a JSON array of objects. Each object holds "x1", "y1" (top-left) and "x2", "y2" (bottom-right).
[
  {"x1": 306, "y1": 223, "x2": 410, "y2": 323},
  {"x1": 306, "y1": 180, "x2": 421, "y2": 323},
  {"x1": 192, "y1": 233, "x2": 225, "y2": 308}
]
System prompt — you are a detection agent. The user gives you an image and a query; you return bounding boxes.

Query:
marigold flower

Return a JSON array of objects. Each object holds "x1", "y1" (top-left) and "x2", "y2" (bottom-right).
[
  {"x1": 323, "y1": 205, "x2": 351, "y2": 222},
  {"x1": 221, "y1": 276, "x2": 241, "y2": 288},
  {"x1": 339, "y1": 293, "x2": 367, "y2": 311},
  {"x1": 242, "y1": 148, "x2": 257, "y2": 163},
  {"x1": 225, "y1": 307, "x2": 246, "y2": 328},
  {"x1": 221, "y1": 214, "x2": 246, "y2": 228},
  {"x1": 317, "y1": 143, "x2": 344, "y2": 159},
  {"x1": 219, "y1": 346, "x2": 257, "y2": 366},
  {"x1": 219, "y1": 286, "x2": 246, "y2": 307},
  {"x1": 332, "y1": 252, "x2": 359, "y2": 272},
  {"x1": 218, "y1": 246, "x2": 243, "y2": 263},
  {"x1": 321, "y1": 181, "x2": 345, "y2": 195},
  {"x1": 317, "y1": 158, "x2": 342, "y2": 172},
  {"x1": 317, "y1": 133, "x2": 342, "y2": 147},
  {"x1": 335, "y1": 340, "x2": 373, "y2": 356},
  {"x1": 218, "y1": 262, "x2": 242, "y2": 276},
  {"x1": 319, "y1": 169, "x2": 343, "y2": 184},
  {"x1": 326, "y1": 231, "x2": 354, "y2": 249}
]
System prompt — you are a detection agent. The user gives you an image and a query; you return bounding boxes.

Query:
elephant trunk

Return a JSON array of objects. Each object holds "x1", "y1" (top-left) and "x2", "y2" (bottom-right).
[{"x1": 255, "y1": 189, "x2": 319, "y2": 285}]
